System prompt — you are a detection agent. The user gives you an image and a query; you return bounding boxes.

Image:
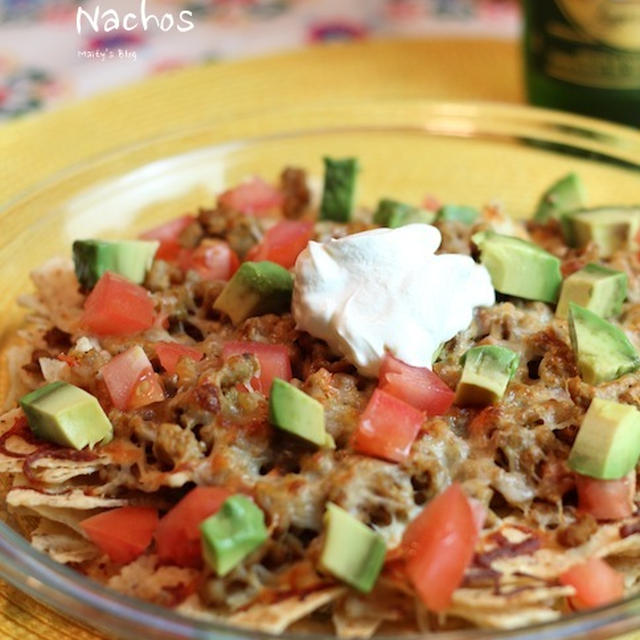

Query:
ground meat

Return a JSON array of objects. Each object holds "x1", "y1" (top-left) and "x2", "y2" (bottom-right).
[
  {"x1": 225, "y1": 216, "x2": 263, "y2": 258},
  {"x1": 153, "y1": 422, "x2": 205, "y2": 468},
  {"x1": 326, "y1": 455, "x2": 416, "y2": 546},
  {"x1": 557, "y1": 512, "x2": 598, "y2": 548},
  {"x1": 43, "y1": 327, "x2": 72, "y2": 351},
  {"x1": 178, "y1": 220, "x2": 204, "y2": 249},
  {"x1": 302, "y1": 369, "x2": 366, "y2": 446},
  {"x1": 145, "y1": 260, "x2": 185, "y2": 292},
  {"x1": 280, "y1": 167, "x2": 310, "y2": 219},
  {"x1": 436, "y1": 220, "x2": 473, "y2": 255}
]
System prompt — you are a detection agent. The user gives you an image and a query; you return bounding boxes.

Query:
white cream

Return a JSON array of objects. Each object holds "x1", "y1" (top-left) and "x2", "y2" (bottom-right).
[{"x1": 292, "y1": 224, "x2": 495, "y2": 377}]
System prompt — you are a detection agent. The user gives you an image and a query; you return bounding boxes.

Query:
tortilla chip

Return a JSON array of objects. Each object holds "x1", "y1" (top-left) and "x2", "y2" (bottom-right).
[
  {"x1": 447, "y1": 604, "x2": 561, "y2": 629},
  {"x1": 1, "y1": 345, "x2": 32, "y2": 411},
  {"x1": 19, "y1": 504, "x2": 102, "y2": 534},
  {"x1": 6, "y1": 486, "x2": 127, "y2": 510},
  {"x1": 31, "y1": 519, "x2": 99, "y2": 564},
  {"x1": 493, "y1": 522, "x2": 640, "y2": 579},
  {"x1": 452, "y1": 585, "x2": 573, "y2": 609},
  {"x1": 107, "y1": 554, "x2": 199, "y2": 607},
  {"x1": 332, "y1": 593, "x2": 398, "y2": 639},
  {"x1": 228, "y1": 587, "x2": 345, "y2": 634},
  {"x1": 29, "y1": 257, "x2": 83, "y2": 333}
]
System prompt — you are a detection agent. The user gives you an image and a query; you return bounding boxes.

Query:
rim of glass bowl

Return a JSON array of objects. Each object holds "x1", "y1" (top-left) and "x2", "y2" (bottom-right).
[{"x1": 2, "y1": 99, "x2": 640, "y2": 640}]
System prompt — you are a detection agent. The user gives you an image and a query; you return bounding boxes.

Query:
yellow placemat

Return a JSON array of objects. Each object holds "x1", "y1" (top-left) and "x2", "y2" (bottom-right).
[
  {"x1": 0, "y1": 38, "x2": 522, "y2": 207},
  {"x1": 2, "y1": 37, "x2": 637, "y2": 640}
]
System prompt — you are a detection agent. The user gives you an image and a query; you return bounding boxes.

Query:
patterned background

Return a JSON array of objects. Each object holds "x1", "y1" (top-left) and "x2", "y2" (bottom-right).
[{"x1": 0, "y1": 0, "x2": 520, "y2": 120}]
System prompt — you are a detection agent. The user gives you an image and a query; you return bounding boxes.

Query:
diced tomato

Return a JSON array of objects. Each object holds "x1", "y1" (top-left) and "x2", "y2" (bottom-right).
[
  {"x1": 82, "y1": 272, "x2": 155, "y2": 337},
  {"x1": 576, "y1": 473, "x2": 635, "y2": 521},
  {"x1": 156, "y1": 342, "x2": 203, "y2": 375},
  {"x1": 422, "y1": 194, "x2": 441, "y2": 211},
  {"x1": 81, "y1": 506, "x2": 158, "y2": 565},
  {"x1": 246, "y1": 221, "x2": 314, "y2": 269},
  {"x1": 128, "y1": 371, "x2": 166, "y2": 410},
  {"x1": 140, "y1": 215, "x2": 196, "y2": 261},
  {"x1": 218, "y1": 177, "x2": 283, "y2": 216},
  {"x1": 101, "y1": 345, "x2": 164, "y2": 410},
  {"x1": 156, "y1": 486, "x2": 231, "y2": 567},
  {"x1": 178, "y1": 239, "x2": 240, "y2": 281},
  {"x1": 559, "y1": 558, "x2": 624, "y2": 610},
  {"x1": 353, "y1": 389, "x2": 424, "y2": 463},
  {"x1": 402, "y1": 483, "x2": 477, "y2": 612},
  {"x1": 379, "y1": 354, "x2": 454, "y2": 415},
  {"x1": 222, "y1": 341, "x2": 291, "y2": 394}
]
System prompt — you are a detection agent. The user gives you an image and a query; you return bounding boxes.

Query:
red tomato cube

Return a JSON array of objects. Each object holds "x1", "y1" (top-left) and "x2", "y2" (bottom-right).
[
  {"x1": 101, "y1": 345, "x2": 164, "y2": 410},
  {"x1": 379, "y1": 354, "x2": 454, "y2": 415},
  {"x1": 82, "y1": 272, "x2": 155, "y2": 337},
  {"x1": 559, "y1": 558, "x2": 624, "y2": 610},
  {"x1": 246, "y1": 221, "x2": 314, "y2": 269},
  {"x1": 353, "y1": 389, "x2": 424, "y2": 463},
  {"x1": 178, "y1": 239, "x2": 240, "y2": 281},
  {"x1": 156, "y1": 486, "x2": 230, "y2": 567},
  {"x1": 402, "y1": 483, "x2": 477, "y2": 612},
  {"x1": 218, "y1": 177, "x2": 283, "y2": 216},
  {"x1": 222, "y1": 341, "x2": 291, "y2": 394},
  {"x1": 140, "y1": 215, "x2": 196, "y2": 261},
  {"x1": 156, "y1": 342, "x2": 203, "y2": 375},
  {"x1": 576, "y1": 473, "x2": 635, "y2": 521},
  {"x1": 81, "y1": 506, "x2": 158, "y2": 565}
]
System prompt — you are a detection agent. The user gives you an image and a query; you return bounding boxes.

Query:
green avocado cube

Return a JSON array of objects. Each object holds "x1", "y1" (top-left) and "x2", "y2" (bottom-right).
[
  {"x1": 268, "y1": 378, "x2": 334, "y2": 448},
  {"x1": 20, "y1": 381, "x2": 113, "y2": 450},
  {"x1": 556, "y1": 263, "x2": 627, "y2": 320},
  {"x1": 568, "y1": 398, "x2": 640, "y2": 480},
  {"x1": 455, "y1": 345, "x2": 519, "y2": 407},
  {"x1": 73, "y1": 239, "x2": 159, "y2": 289},
  {"x1": 319, "y1": 503, "x2": 386, "y2": 593},
  {"x1": 435, "y1": 204, "x2": 479, "y2": 225},
  {"x1": 569, "y1": 303, "x2": 640, "y2": 385},
  {"x1": 534, "y1": 173, "x2": 586, "y2": 236},
  {"x1": 373, "y1": 199, "x2": 435, "y2": 228},
  {"x1": 320, "y1": 157, "x2": 359, "y2": 222},
  {"x1": 565, "y1": 207, "x2": 640, "y2": 257},
  {"x1": 200, "y1": 495, "x2": 268, "y2": 576},
  {"x1": 472, "y1": 231, "x2": 562, "y2": 303},
  {"x1": 213, "y1": 261, "x2": 293, "y2": 325}
]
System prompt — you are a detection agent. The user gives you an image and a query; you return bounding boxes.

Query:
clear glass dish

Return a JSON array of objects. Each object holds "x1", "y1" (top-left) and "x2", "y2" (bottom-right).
[{"x1": 2, "y1": 100, "x2": 640, "y2": 640}]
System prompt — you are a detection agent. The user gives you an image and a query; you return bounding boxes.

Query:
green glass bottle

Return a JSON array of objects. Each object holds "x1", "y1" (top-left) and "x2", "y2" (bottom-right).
[{"x1": 523, "y1": 0, "x2": 640, "y2": 127}]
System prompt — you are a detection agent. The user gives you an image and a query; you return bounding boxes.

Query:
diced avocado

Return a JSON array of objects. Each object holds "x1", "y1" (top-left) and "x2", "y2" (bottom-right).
[
  {"x1": 455, "y1": 345, "x2": 519, "y2": 406},
  {"x1": 556, "y1": 263, "x2": 627, "y2": 320},
  {"x1": 268, "y1": 378, "x2": 334, "y2": 447},
  {"x1": 319, "y1": 503, "x2": 386, "y2": 593},
  {"x1": 534, "y1": 173, "x2": 586, "y2": 233},
  {"x1": 320, "y1": 157, "x2": 359, "y2": 222},
  {"x1": 213, "y1": 261, "x2": 293, "y2": 325},
  {"x1": 200, "y1": 495, "x2": 268, "y2": 576},
  {"x1": 73, "y1": 239, "x2": 159, "y2": 289},
  {"x1": 472, "y1": 231, "x2": 562, "y2": 303},
  {"x1": 373, "y1": 199, "x2": 435, "y2": 228},
  {"x1": 568, "y1": 303, "x2": 640, "y2": 385},
  {"x1": 435, "y1": 204, "x2": 479, "y2": 225},
  {"x1": 565, "y1": 207, "x2": 640, "y2": 257},
  {"x1": 568, "y1": 398, "x2": 640, "y2": 479},
  {"x1": 19, "y1": 381, "x2": 113, "y2": 449}
]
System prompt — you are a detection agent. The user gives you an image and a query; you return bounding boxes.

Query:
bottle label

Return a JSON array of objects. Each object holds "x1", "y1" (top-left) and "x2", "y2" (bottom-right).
[
  {"x1": 539, "y1": 0, "x2": 640, "y2": 89},
  {"x1": 558, "y1": 0, "x2": 640, "y2": 51}
]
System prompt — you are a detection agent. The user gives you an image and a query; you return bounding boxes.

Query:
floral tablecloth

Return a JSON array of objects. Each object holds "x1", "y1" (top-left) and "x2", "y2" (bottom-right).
[{"x1": 0, "y1": 0, "x2": 519, "y2": 120}]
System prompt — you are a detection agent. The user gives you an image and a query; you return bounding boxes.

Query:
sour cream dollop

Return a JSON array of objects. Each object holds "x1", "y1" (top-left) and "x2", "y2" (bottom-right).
[{"x1": 292, "y1": 224, "x2": 495, "y2": 377}]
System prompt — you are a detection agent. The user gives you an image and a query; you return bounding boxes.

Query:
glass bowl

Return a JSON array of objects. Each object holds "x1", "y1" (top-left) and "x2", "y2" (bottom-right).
[{"x1": 2, "y1": 100, "x2": 640, "y2": 640}]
